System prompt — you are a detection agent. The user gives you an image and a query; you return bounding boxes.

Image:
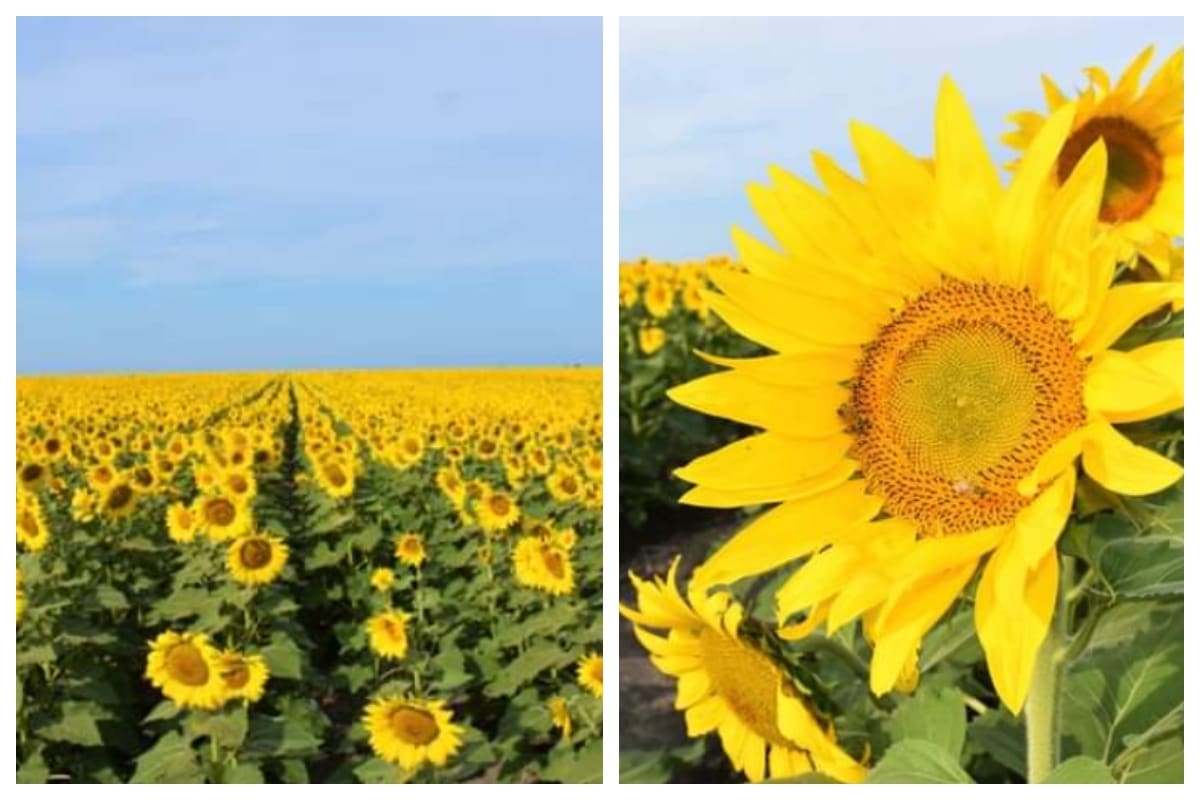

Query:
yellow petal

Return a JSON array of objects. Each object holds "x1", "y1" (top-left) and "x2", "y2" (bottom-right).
[
  {"x1": 1036, "y1": 140, "x2": 1107, "y2": 320},
  {"x1": 678, "y1": 458, "x2": 857, "y2": 509},
  {"x1": 707, "y1": 268, "x2": 885, "y2": 348},
  {"x1": 994, "y1": 102, "x2": 1076, "y2": 286},
  {"x1": 934, "y1": 76, "x2": 1001, "y2": 273},
  {"x1": 674, "y1": 668, "x2": 712, "y2": 710},
  {"x1": 1011, "y1": 468, "x2": 1075, "y2": 569},
  {"x1": 692, "y1": 480, "x2": 881, "y2": 591},
  {"x1": 702, "y1": 288, "x2": 827, "y2": 354},
  {"x1": 684, "y1": 695, "x2": 723, "y2": 737},
  {"x1": 1086, "y1": 344, "x2": 1183, "y2": 423},
  {"x1": 667, "y1": 369, "x2": 847, "y2": 439},
  {"x1": 693, "y1": 350, "x2": 858, "y2": 388},
  {"x1": 1081, "y1": 419, "x2": 1183, "y2": 496},
  {"x1": 675, "y1": 431, "x2": 852, "y2": 491},
  {"x1": 869, "y1": 559, "x2": 978, "y2": 696},
  {"x1": 1017, "y1": 427, "x2": 1087, "y2": 497},
  {"x1": 1075, "y1": 282, "x2": 1184, "y2": 356}
]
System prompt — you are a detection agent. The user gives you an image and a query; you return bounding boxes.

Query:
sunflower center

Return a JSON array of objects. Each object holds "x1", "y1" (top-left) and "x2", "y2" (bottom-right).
[
  {"x1": 205, "y1": 498, "x2": 237, "y2": 526},
  {"x1": 19, "y1": 510, "x2": 39, "y2": 536},
  {"x1": 489, "y1": 494, "x2": 511, "y2": 515},
  {"x1": 697, "y1": 628, "x2": 788, "y2": 747},
  {"x1": 325, "y1": 464, "x2": 347, "y2": 487},
  {"x1": 20, "y1": 464, "x2": 44, "y2": 483},
  {"x1": 1057, "y1": 115, "x2": 1163, "y2": 224},
  {"x1": 239, "y1": 539, "x2": 273, "y2": 569},
  {"x1": 850, "y1": 281, "x2": 1086, "y2": 535},
  {"x1": 165, "y1": 642, "x2": 210, "y2": 686},
  {"x1": 541, "y1": 548, "x2": 566, "y2": 579},
  {"x1": 229, "y1": 475, "x2": 249, "y2": 493},
  {"x1": 389, "y1": 706, "x2": 439, "y2": 745},
  {"x1": 221, "y1": 661, "x2": 251, "y2": 689},
  {"x1": 107, "y1": 484, "x2": 134, "y2": 511}
]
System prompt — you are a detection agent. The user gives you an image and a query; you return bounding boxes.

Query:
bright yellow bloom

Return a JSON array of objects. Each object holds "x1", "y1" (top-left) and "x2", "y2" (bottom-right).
[
  {"x1": 16, "y1": 491, "x2": 50, "y2": 552},
  {"x1": 215, "y1": 650, "x2": 269, "y2": 703},
  {"x1": 226, "y1": 532, "x2": 289, "y2": 586},
  {"x1": 70, "y1": 487, "x2": 98, "y2": 522},
  {"x1": 194, "y1": 493, "x2": 252, "y2": 541},
  {"x1": 145, "y1": 631, "x2": 226, "y2": 710},
  {"x1": 671, "y1": 77, "x2": 1183, "y2": 714},
  {"x1": 638, "y1": 326, "x2": 667, "y2": 355},
  {"x1": 476, "y1": 489, "x2": 520, "y2": 535},
  {"x1": 548, "y1": 696, "x2": 572, "y2": 741},
  {"x1": 512, "y1": 535, "x2": 574, "y2": 596},
  {"x1": 1005, "y1": 46, "x2": 1183, "y2": 275},
  {"x1": 363, "y1": 696, "x2": 464, "y2": 772},
  {"x1": 165, "y1": 502, "x2": 199, "y2": 543},
  {"x1": 367, "y1": 609, "x2": 410, "y2": 660},
  {"x1": 394, "y1": 533, "x2": 427, "y2": 568},
  {"x1": 621, "y1": 563, "x2": 865, "y2": 783},
  {"x1": 576, "y1": 652, "x2": 603, "y2": 699},
  {"x1": 371, "y1": 567, "x2": 396, "y2": 592}
]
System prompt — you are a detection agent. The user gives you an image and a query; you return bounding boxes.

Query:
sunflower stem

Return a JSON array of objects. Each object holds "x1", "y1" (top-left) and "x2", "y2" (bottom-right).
[{"x1": 1025, "y1": 556, "x2": 1071, "y2": 783}]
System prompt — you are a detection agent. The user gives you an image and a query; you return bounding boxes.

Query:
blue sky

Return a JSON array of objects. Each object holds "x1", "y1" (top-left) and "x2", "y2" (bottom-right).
[
  {"x1": 17, "y1": 17, "x2": 601, "y2": 374},
  {"x1": 621, "y1": 16, "x2": 1183, "y2": 260}
]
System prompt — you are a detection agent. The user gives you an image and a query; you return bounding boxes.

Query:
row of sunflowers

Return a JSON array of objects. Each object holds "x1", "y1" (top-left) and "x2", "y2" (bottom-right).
[
  {"x1": 17, "y1": 368, "x2": 602, "y2": 783},
  {"x1": 620, "y1": 47, "x2": 1183, "y2": 783}
]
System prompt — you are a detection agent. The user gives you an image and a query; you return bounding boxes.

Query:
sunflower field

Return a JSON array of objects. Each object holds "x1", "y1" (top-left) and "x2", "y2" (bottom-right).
[
  {"x1": 618, "y1": 256, "x2": 759, "y2": 542},
  {"x1": 17, "y1": 368, "x2": 603, "y2": 784},
  {"x1": 620, "y1": 48, "x2": 1183, "y2": 784}
]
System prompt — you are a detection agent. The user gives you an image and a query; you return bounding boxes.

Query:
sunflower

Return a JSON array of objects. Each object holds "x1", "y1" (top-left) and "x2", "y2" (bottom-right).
[
  {"x1": 316, "y1": 458, "x2": 356, "y2": 499},
  {"x1": 548, "y1": 696, "x2": 572, "y2": 741},
  {"x1": 394, "y1": 533, "x2": 427, "y2": 568},
  {"x1": 476, "y1": 489, "x2": 520, "y2": 534},
  {"x1": 17, "y1": 493, "x2": 51, "y2": 552},
  {"x1": 434, "y1": 466, "x2": 466, "y2": 506},
  {"x1": 621, "y1": 564, "x2": 866, "y2": 783},
  {"x1": 215, "y1": 650, "x2": 269, "y2": 703},
  {"x1": 86, "y1": 463, "x2": 116, "y2": 491},
  {"x1": 371, "y1": 567, "x2": 396, "y2": 592},
  {"x1": 226, "y1": 532, "x2": 288, "y2": 586},
  {"x1": 512, "y1": 535, "x2": 575, "y2": 596},
  {"x1": 69, "y1": 487, "x2": 97, "y2": 522},
  {"x1": 195, "y1": 493, "x2": 252, "y2": 541},
  {"x1": 644, "y1": 277, "x2": 675, "y2": 318},
  {"x1": 670, "y1": 78, "x2": 1183, "y2": 713},
  {"x1": 17, "y1": 461, "x2": 49, "y2": 492},
  {"x1": 145, "y1": 631, "x2": 227, "y2": 710},
  {"x1": 546, "y1": 466, "x2": 582, "y2": 504},
  {"x1": 363, "y1": 696, "x2": 464, "y2": 772},
  {"x1": 638, "y1": 325, "x2": 667, "y2": 355},
  {"x1": 220, "y1": 466, "x2": 258, "y2": 506},
  {"x1": 367, "y1": 609, "x2": 410, "y2": 660},
  {"x1": 576, "y1": 651, "x2": 603, "y2": 700},
  {"x1": 1005, "y1": 46, "x2": 1183, "y2": 276},
  {"x1": 166, "y1": 502, "x2": 199, "y2": 544}
]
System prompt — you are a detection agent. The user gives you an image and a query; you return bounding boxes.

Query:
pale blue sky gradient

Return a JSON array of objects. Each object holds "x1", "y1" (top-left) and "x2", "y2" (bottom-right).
[
  {"x1": 620, "y1": 16, "x2": 1183, "y2": 259},
  {"x1": 18, "y1": 17, "x2": 601, "y2": 374}
]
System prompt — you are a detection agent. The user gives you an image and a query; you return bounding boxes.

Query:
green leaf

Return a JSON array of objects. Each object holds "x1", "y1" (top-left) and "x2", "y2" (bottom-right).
[
  {"x1": 483, "y1": 643, "x2": 575, "y2": 697},
  {"x1": 354, "y1": 757, "x2": 400, "y2": 784},
  {"x1": 130, "y1": 731, "x2": 205, "y2": 783},
  {"x1": 187, "y1": 705, "x2": 249, "y2": 750},
  {"x1": 540, "y1": 738, "x2": 602, "y2": 783},
  {"x1": 261, "y1": 633, "x2": 304, "y2": 680},
  {"x1": 1062, "y1": 603, "x2": 1182, "y2": 770},
  {"x1": 868, "y1": 740, "x2": 974, "y2": 784},
  {"x1": 1116, "y1": 735, "x2": 1183, "y2": 783},
  {"x1": 223, "y1": 762, "x2": 264, "y2": 783},
  {"x1": 1097, "y1": 536, "x2": 1183, "y2": 598},
  {"x1": 37, "y1": 701, "x2": 106, "y2": 747},
  {"x1": 94, "y1": 584, "x2": 129, "y2": 610},
  {"x1": 142, "y1": 700, "x2": 182, "y2": 724},
  {"x1": 17, "y1": 644, "x2": 56, "y2": 667},
  {"x1": 966, "y1": 709, "x2": 1025, "y2": 778},
  {"x1": 887, "y1": 686, "x2": 966, "y2": 759},
  {"x1": 1043, "y1": 756, "x2": 1115, "y2": 783}
]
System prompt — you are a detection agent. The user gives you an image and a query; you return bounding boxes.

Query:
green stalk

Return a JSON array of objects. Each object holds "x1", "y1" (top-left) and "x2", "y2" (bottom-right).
[{"x1": 1025, "y1": 556, "x2": 1072, "y2": 783}]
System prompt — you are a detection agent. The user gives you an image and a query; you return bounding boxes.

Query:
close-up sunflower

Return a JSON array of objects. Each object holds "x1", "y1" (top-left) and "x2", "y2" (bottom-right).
[
  {"x1": 144, "y1": 630, "x2": 227, "y2": 710},
  {"x1": 226, "y1": 531, "x2": 289, "y2": 586},
  {"x1": 394, "y1": 532, "x2": 427, "y2": 568},
  {"x1": 363, "y1": 695, "x2": 465, "y2": 773},
  {"x1": 165, "y1": 501, "x2": 199, "y2": 544},
  {"x1": 476, "y1": 488, "x2": 520, "y2": 534},
  {"x1": 194, "y1": 493, "x2": 253, "y2": 540},
  {"x1": 621, "y1": 563, "x2": 865, "y2": 783},
  {"x1": 1005, "y1": 46, "x2": 1183, "y2": 275},
  {"x1": 512, "y1": 535, "x2": 575, "y2": 596},
  {"x1": 214, "y1": 649, "x2": 270, "y2": 703},
  {"x1": 668, "y1": 77, "x2": 1182, "y2": 715},
  {"x1": 367, "y1": 609, "x2": 411, "y2": 660}
]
